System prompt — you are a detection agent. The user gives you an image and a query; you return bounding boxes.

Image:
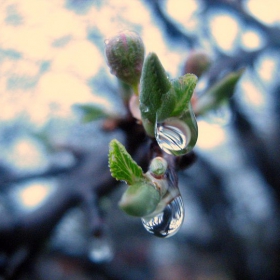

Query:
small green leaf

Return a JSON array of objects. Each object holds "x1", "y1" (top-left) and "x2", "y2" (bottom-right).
[
  {"x1": 119, "y1": 182, "x2": 160, "y2": 217},
  {"x1": 140, "y1": 52, "x2": 171, "y2": 123},
  {"x1": 171, "y1": 74, "x2": 197, "y2": 116},
  {"x1": 209, "y1": 70, "x2": 243, "y2": 101},
  {"x1": 195, "y1": 69, "x2": 244, "y2": 115},
  {"x1": 109, "y1": 139, "x2": 144, "y2": 185},
  {"x1": 75, "y1": 104, "x2": 108, "y2": 122}
]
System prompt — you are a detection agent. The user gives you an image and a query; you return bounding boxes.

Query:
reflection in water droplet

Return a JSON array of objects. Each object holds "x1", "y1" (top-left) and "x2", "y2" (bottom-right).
[
  {"x1": 141, "y1": 195, "x2": 184, "y2": 238},
  {"x1": 88, "y1": 236, "x2": 113, "y2": 263},
  {"x1": 155, "y1": 103, "x2": 198, "y2": 156},
  {"x1": 156, "y1": 121, "x2": 190, "y2": 156},
  {"x1": 142, "y1": 105, "x2": 149, "y2": 113}
]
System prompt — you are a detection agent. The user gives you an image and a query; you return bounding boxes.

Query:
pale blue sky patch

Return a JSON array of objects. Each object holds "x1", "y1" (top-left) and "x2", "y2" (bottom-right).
[
  {"x1": 5, "y1": 4, "x2": 23, "y2": 26},
  {"x1": 6, "y1": 75, "x2": 38, "y2": 91},
  {"x1": 0, "y1": 48, "x2": 22, "y2": 61},
  {"x1": 65, "y1": 0, "x2": 95, "y2": 14},
  {"x1": 52, "y1": 35, "x2": 72, "y2": 48}
]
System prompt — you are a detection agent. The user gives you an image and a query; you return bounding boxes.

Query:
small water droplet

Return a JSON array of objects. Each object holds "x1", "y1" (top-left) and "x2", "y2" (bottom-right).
[
  {"x1": 142, "y1": 105, "x2": 149, "y2": 113},
  {"x1": 141, "y1": 195, "x2": 184, "y2": 238},
  {"x1": 88, "y1": 236, "x2": 113, "y2": 263},
  {"x1": 156, "y1": 118, "x2": 191, "y2": 156}
]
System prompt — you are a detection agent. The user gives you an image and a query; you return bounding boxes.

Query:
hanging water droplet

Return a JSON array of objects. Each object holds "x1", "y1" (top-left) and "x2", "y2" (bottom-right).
[
  {"x1": 88, "y1": 236, "x2": 113, "y2": 263},
  {"x1": 155, "y1": 103, "x2": 198, "y2": 156},
  {"x1": 141, "y1": 195, "x2": 184, "y2": 238},
  {"x1": 156, "y1": 117, "x2": 198, "y2": 156}
]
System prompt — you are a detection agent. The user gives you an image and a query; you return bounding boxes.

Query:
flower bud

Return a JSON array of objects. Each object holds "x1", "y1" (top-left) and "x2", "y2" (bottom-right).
[
  {"x1": 119, "y1": 182, "x2": 160, "y2": 217},
  {"x1": 105, "y1": 30, "x2": 145, "y2": 88},
  {"x1": 183, "y1": 51, "x2": 211, "y2": 78}
]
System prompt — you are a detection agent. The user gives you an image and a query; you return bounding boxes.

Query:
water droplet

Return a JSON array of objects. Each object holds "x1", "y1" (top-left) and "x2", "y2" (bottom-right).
[
  {"x1": 155, "y1": 103, "x2": 198, "y2": 156},
  {"x1": 156, "y1": 120, "x2": 190, "y2": 156},
  {"x1": 141, "y1": 195, "x2": 184, "y2": 238},
  {"x1": 88, "y1": 236, "x2": 113, "y2": 263},
  {"x1": 142, "y1": 105, "x2": 149, "y2": 113},
  {"x1": 156, "y1": 114, "x2": 198, "y2": 156}
]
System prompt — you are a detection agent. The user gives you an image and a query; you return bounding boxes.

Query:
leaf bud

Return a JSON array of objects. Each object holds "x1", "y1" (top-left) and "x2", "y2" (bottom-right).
[
  {"x1": 149, "y1": 157, "x2": 168, "y2": 178},
  {"x1": 119, "y1": 182, "x2": 160, "y2": 217}
]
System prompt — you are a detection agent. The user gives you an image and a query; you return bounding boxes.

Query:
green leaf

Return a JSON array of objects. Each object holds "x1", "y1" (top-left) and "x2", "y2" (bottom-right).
[
  {"x1": 109, "y1": 139, "x2": 144, "y2": 185},
  {"x1": 170, "y1": 74, "x2": 197, "y2": 116},
  {"x1": 195, "y1": 69, "x2": 244, "y2": 115},
  {"x1": 156, "y1": 88, "x2": 176, "y2": 122},
  {"x1": 75, "y1": 104, "x2": 108, "y2": 122},
  {"x1": 208, "y1": 70, "x2": 243, "y2": 101},
  {"x1": 140, "y1": 52, "x2": 171, "y2": 124}
]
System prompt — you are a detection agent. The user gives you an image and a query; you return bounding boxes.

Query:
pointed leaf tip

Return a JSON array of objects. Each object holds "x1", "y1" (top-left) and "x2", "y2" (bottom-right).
[
  {"x1": 109, "y1": 139, "x2": 143, "y2": 185},
  {"x1": 140, "y1": 52, "x2": 171, "y2": 123},
  {"x1": 171, "y1": 73, "x2": 198, "y2": 116}
]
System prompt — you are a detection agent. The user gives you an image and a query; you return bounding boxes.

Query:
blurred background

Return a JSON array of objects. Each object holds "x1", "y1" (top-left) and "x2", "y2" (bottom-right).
[{"x1": 0, "y1": 0, "x2": 280, "y2": 279}]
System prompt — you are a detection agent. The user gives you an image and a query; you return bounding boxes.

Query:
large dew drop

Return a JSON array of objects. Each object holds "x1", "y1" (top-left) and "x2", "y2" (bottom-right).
[
  {"x1": 141, "y1": 195, "x2": 184, "y2": 238},
  {"x1": 156, "y1": 121, "x2": 189, "y2": 156},
  {"x1": 156, "y1": 116, "x2": 197, "y2": 156}
]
